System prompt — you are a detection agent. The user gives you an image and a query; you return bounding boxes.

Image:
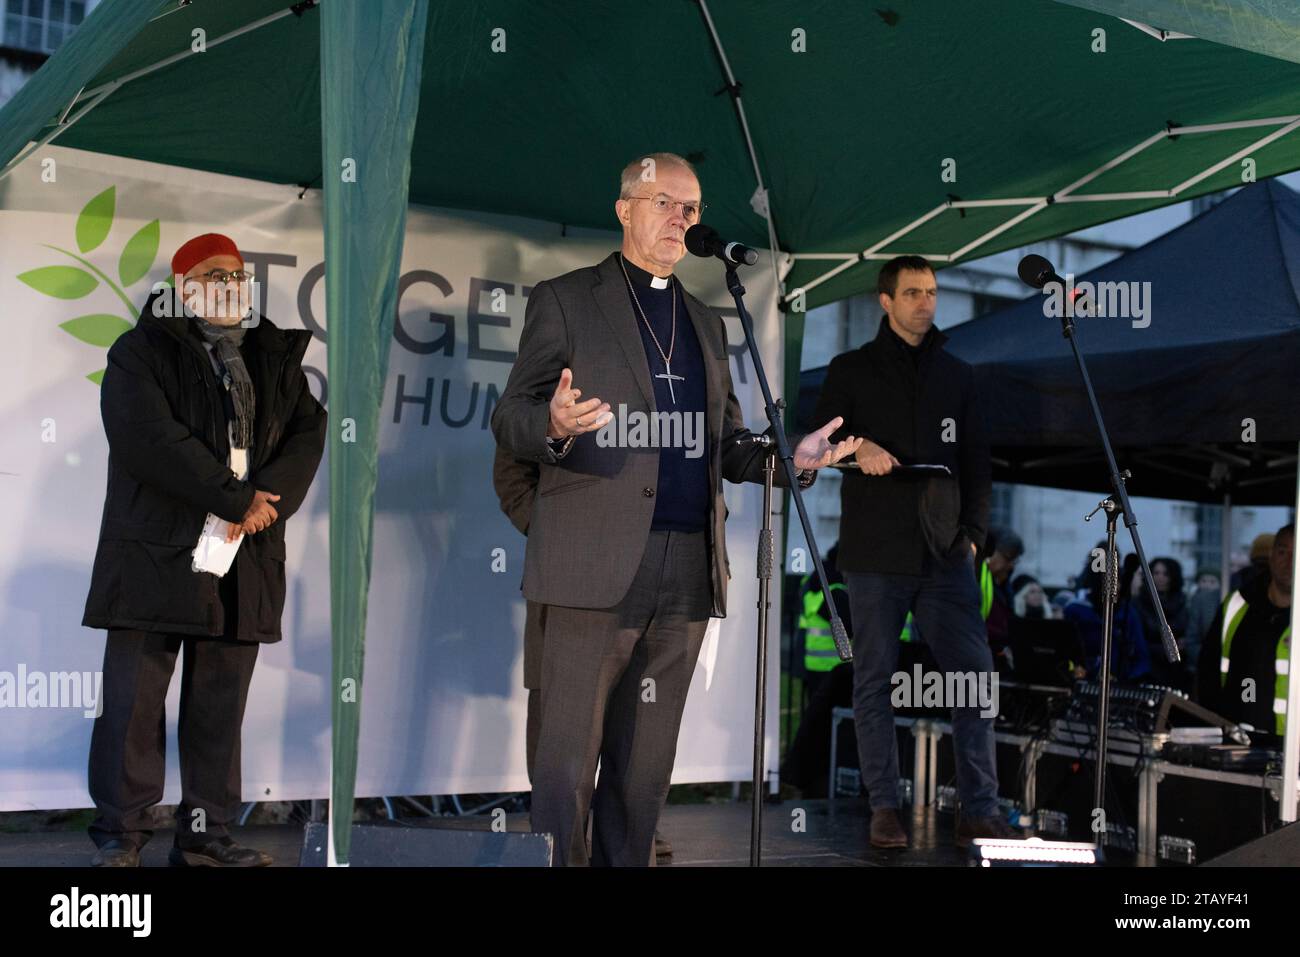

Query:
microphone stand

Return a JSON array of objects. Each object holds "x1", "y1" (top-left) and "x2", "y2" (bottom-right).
[
  {"x1": 723, "y1": 262, "x2": 853, "y2": 867},
  {"x1": 1053, "y1": 301, "x2": 1179, "y2": 849}
]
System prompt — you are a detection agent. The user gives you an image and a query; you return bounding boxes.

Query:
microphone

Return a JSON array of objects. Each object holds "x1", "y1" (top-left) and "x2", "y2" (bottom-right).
[
  {"x1": 685, "y1": 224, "x2": 760, "y2": 266},
  {"x1": 1017, "y1": 253, "x2": 1064, "y2": 290},
  {"x1": 1018, "y1": 253, "x2": 1092, "y2": 314}
]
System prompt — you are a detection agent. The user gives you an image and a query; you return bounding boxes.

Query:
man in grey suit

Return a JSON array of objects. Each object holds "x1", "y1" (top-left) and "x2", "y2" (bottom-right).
[
  {"x1": 491, "y1": 152, "x2": 860, "y2": 866},
  {"x1": 493, "y1": 445, "x2": 675, "y2": 862}
]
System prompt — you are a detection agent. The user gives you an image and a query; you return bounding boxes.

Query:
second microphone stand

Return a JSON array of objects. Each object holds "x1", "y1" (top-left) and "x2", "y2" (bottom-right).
[{"x1": 1056, "y1": 304, "x2": 1180, "y2": 847}]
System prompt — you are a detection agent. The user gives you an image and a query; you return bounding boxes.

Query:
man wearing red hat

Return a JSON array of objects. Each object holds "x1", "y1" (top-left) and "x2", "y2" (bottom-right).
[{"x1": 82, "y1": 233, "x2": 326, "y2": 867}]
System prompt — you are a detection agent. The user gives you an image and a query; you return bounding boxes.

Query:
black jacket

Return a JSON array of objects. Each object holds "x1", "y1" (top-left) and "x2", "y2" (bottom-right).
[
  {"x1": 813, "y1": 319, "x2": 990, "y2": 575},
  {"x1": 82, "y1": 289, "x2": 326, "y2": 642},
  {"x1": 1139, "y1": 588, "x2": 1189, "y2": 644}
]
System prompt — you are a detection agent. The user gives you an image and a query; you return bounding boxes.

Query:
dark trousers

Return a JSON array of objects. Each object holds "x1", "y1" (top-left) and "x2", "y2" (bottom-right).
[
  {"x1": 530, "y1": 530, "x2": 711, "y2": 866},
  {"x1": 780, "y1": 663, "x2": 853, "y2": 797},
  {"x1": 87, "y1": 629, "x2": 259, "y2": 850},
  {"x1": 844, "y1": 552, "x2": 999, "y2": 818},
  {"x1": 523, "y1": 600, "x2": 546, "y2": 786}
]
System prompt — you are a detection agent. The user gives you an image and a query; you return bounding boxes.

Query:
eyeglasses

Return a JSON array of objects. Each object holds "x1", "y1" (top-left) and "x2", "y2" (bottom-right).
[
  {"x1": 188, "y1": 268, "x2": 252, "y2": 283},
  {"x1": 626, "y1": 193, "x2": 706, "y2": 223}
]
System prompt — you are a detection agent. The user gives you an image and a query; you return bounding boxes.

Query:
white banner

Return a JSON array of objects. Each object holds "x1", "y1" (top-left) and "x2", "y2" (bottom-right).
[{"x1": 0, "y1": 146, "x2": 785, "y2": 810}]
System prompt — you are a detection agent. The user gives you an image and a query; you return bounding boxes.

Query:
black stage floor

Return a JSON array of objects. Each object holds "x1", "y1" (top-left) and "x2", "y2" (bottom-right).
[{"x1": 0, "y1": 799, "x2": 996, "y2": 867}]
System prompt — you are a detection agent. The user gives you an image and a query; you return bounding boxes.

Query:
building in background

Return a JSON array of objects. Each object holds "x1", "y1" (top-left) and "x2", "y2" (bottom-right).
[
  {"x1": 793, "y1": 183, "x2": 1297, "y2": 592},
  {"x1": 1, "y1": 0, "x2": 98, "y2": 107}
]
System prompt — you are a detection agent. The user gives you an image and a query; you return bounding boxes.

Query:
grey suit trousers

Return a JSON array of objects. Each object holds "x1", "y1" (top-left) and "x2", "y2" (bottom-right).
[{"x1": 530, "y1": 529, "x2": 711, "y2": 866}]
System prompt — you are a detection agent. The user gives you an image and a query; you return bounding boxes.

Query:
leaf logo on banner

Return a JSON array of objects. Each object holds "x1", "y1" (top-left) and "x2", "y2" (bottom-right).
[{"x1": 17, "y1": 186, "x2": 161, "y2": 385}]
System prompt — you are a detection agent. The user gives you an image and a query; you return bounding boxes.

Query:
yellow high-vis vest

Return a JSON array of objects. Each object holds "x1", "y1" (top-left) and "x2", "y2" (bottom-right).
[
  {"x1": 1218, "y1": 589, "x2": 1293, "y2": 734},
  {"x1": 798, "y1": 576, "x2": 847, "y2": 673}
]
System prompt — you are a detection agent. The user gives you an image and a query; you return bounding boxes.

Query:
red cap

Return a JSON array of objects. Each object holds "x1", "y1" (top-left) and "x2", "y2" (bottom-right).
[{"x1": 171, "y1": 233, "x2": 242, "y2": 279}]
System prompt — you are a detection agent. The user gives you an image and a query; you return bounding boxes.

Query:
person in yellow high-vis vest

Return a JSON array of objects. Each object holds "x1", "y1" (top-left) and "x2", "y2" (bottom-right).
[
  {"x1": 980, "y1": 529, "x2": 1022, "y2": 664},
  {"x1": 1197, "y1": 524, "x2": 1294, "y2": 736},
  {"x1": 979, "y1": 559, "x2": 995, "y2": 621},
  {"x1": 784, "y1": 546, "x2": 854, "y2": 796},
  {"x1": 799, "y1": 576, "x2": 848, "y2": 676},
  {"x1": 796, "y1": 545, "x2": 852, "y2": 699}
]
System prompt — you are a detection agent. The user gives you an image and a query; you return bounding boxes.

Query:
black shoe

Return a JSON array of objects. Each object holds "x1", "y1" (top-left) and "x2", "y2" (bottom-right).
[
  {"x1": 91, "y1": 839, "x2": 140, "y2": 867},
  {"x1": 869, "y1": 808, "x2": 909, "y2": 849},
  {"x1": 955, "y1": 814, "x2": 1022, "y2": 848},
  {"x1": 169, "y1": 836, "x2": 272, "y2": 867}
]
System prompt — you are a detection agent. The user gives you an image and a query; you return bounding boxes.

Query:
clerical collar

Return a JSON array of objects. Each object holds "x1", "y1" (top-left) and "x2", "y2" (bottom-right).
[{"x1": 620, "y1": 254, "x2": 673, "y2": 290}]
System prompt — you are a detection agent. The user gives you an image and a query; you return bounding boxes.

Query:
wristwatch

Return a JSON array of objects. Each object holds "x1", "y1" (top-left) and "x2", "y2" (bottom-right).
[{"x1": 546, "y1": 433, "x2": 575, "y2": 459}]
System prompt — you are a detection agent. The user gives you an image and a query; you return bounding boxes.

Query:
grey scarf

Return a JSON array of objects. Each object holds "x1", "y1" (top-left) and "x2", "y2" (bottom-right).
[{"x1": 191, "y1": 317, "x2": 256, "y2": 451}]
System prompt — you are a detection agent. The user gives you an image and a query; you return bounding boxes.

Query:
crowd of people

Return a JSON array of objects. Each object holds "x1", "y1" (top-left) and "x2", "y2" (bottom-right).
[
  {"x1": 977, "y1": 526, "x2": 1293, "y2": 706},
  {"x1": 788, "y1": 521, "x2": 1297, "y2": 797}
]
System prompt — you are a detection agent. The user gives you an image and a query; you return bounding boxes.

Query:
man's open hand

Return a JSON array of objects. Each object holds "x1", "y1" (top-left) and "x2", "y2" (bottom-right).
[
  {"x1": 548, "y1": 367, "x2": 613, "y2": 439},
  {"x1": 793, "y1": 416, "x2": 864, "y2": 470}
]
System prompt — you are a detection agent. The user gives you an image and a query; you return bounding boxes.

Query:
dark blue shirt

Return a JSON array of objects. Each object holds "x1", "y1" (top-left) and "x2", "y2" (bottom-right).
[{"x1": 619, "y1": 255, "x2": 709, "y2": 532}]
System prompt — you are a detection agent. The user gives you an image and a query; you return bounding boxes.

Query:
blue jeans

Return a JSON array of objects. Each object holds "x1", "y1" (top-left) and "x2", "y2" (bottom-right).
[{"x1": 844, "y1": 552, "x2": 999, "y2": 818}]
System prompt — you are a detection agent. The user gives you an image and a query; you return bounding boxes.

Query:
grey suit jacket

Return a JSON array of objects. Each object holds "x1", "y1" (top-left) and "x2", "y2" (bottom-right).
[
  {"x1": 492, "y1": 445, "x2": 545, "y2": 690},
  {"x1": 491, "y1": 250, "x2": 798, "y2": 618}
]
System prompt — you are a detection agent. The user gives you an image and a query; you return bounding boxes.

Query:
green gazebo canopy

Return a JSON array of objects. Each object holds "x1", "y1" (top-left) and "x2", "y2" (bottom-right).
[{"x1": 5, "y1": 0, "x2": 1300, "y2": 862}]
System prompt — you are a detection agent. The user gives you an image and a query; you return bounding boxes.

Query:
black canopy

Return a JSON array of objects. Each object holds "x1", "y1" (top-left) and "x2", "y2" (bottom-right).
[{"x1": 798, "y1": 180, "x2": 1300, "y2": 505}]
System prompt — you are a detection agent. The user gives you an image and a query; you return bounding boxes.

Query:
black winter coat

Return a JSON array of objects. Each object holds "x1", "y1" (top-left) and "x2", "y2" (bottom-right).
[
  {"x1": 813, "y1": 319, "x2": 991, "y2": 575},
  {"x1": 82, "y1": 290, "x2": 326, "y2": 642}
]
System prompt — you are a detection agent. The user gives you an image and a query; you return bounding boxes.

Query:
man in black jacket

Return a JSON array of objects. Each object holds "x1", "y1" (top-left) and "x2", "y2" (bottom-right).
[
  {"x1": 813, "y1": 255, "x2": 1015, "y2": 849},
  {"x1": 82, "y1": 233, "x2": 326, "y2": 867}
]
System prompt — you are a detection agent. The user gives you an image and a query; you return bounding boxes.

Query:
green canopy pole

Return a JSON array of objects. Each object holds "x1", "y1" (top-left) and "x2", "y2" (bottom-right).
[
  {"x1": 0, "y1": 0, "x2": 159, "y2": 175},
  {"x1": 321, "y1": 0, "x2": 429, "y2": 866}
]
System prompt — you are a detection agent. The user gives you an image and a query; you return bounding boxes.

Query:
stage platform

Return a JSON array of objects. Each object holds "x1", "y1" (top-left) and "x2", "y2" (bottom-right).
[{"x1": 2, "y1": 799, "x2": 978, "y2": 867}]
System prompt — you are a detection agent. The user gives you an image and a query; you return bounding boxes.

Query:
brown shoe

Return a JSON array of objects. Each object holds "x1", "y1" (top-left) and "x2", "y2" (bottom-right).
[
  {"x1": 91, "y1": 839, "x2": 140, "y2": 867},
  {"x1": 869, "y1": 808, "x2": 909, "y2": 849},
  {"x1": 955, "y1": 814, "x2": 1022, "y2": 848},
  {"x1": 654, "y1": 831, "x2": 673, "y2": 863}
]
